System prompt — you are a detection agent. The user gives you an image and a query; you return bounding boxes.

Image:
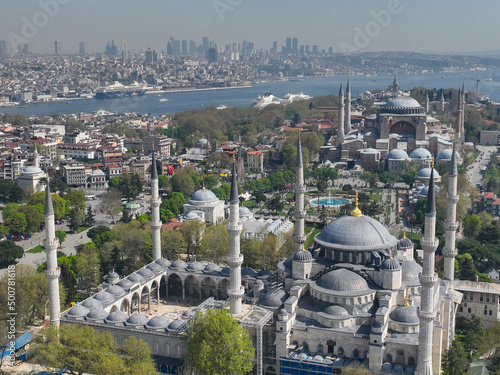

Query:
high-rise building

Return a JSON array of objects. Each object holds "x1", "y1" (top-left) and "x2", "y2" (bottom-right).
[
  {"x1": 292, "y1": 37, "x2": 298, "y2": 54},
  {"x1": 312, "y1": 45, "x2": 318, "y2": 54},
  {"x1": 104, "y1": 40, "x2": 118, "y2": 56},
  {"x1": 272, "y1": 41, "x2": 277, "y2": 52},
  {"x1": 305, "y1": 45, "x2": 310, "y2": 54},
  {"x1": 145, "y1": 48, "x2": 158, "y2": 63},
  {"x1": 17, "y1": 44, "x2": 28, "y2": 55},
  {"x1": 167, "y1": 37, "x2": 181, "y2": 56},
  {"x1": 328, "y1": 46, "x2": 333, "y2": 55},
  {"x1": 121, "y1": 40, "x2": 128, "y2": 62},
  {"x1": 285, "y1": 37, "x2": 292, "y2": 53},
  {"x1": 189, "y1": 40, "x2": 196, "y2": 54},
  {"x1": 79, "y1": 42, "x2": 85, "y2": 55},
  {"x1": 207, "y1": 46, "x2": 217, "y2": 62},
  {"x1": 54, "y1": 40, "x2": 60, "y2": 55},
  {"x1": 181, "y1": 40, "x2": 188, "y2": 55},
  {"x1": 0, "y1": 40, "x2": 7, "y2": 58},
  {"x1": 202, "y1": 36, "x2": 209, "y2": 52}
]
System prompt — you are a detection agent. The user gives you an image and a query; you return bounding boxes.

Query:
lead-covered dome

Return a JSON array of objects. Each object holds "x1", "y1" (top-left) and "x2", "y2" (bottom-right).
[
  {"x1": 402, "y1": 261, "x2": 422, "y2": 286},
  {"x1": 67, "y1": 305, "x2": 90, "y2": 318},
  {"x1": 105, "y1": 311, "x2": 128, "y2": 323},
  {"x1": 437, "y1": 149, "x2": 453, "y2": 161},
  {"x1": 316, "y1": 268, "x2": 371, "y2": 295},
  {"x1": 410, "y1": 148, "x2": 432, "y2": 159},
  {"x1": 259, "y1": 289, "x2": 288, "y2": 309},
  {"x1": 320, "y1": 305, "x2": 351, "y2": 319},
  {"x1": 125, "y1": 313, "x2": 149, "y2": 327},
  {"x1": 189, "y1": 189, "x2": 218, "y2": 203},
  {"x1": 380, "y1": 258, "x2": 401, "y2": 271},
  {"x1": 416, "y1": 168, "x2": 440, "y2": 179},
  {"x1": 383, "y1": 96, "x2": 424, "y2": 114},
  {"x1": 81, "y1": 298, "x2": 104, "y2": 309},
  {"x1": 315, "y1": 215, "x2": 398, "y2": 251},
  {"x1": 390, "y1": 305, "x2": 419, "y2": 324},
  {"x1": 146, "y1": 316, "x2": 169, "y2": 330},
  {"x1": 293, "y1": 249, "x2": 313, "y2": 262},
  {"x1": 386, "y1": 148, "x2": 409, "y2": 160}
]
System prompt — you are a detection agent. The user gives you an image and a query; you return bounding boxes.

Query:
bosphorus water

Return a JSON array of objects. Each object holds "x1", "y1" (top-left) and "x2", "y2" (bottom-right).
[{"x1": 3, "y1": 70, "x2": 500, "y2": 117}]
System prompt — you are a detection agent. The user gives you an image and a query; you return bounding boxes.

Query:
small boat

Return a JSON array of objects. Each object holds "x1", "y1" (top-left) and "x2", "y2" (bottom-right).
[{"x1": 158, "y1": 98, "x2": 168, "y2": 102}]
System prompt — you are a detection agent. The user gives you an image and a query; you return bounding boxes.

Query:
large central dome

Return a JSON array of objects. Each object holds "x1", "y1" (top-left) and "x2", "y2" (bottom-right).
[
  {"x1": 383, "y1": 96, "x2": 424, "y2": 114},
  {"x1": 315, "y1": 215, "x2": 398, "y2": 251},
  {"x1": 189, "y1": 188, "x2": 219, "y2": 203}
]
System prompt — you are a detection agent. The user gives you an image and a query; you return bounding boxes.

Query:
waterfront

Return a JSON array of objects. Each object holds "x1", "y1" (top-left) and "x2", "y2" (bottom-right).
[{"x1": 3, "y1": 70, "x2": 500, "y2": 117}]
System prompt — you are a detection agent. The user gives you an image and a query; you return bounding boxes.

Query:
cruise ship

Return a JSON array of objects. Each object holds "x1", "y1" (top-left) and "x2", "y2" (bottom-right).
[{"x1": 95, "y1": 82, "x2": 147, "y2": 99}]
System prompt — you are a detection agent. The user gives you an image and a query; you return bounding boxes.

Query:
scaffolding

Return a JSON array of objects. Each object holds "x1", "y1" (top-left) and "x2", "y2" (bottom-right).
[{"x1": 192, "y1": 298, "x2": 273, "y2": 375}]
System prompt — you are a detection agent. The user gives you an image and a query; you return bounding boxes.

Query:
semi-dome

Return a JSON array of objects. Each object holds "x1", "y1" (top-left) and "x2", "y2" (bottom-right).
[
  {"x1": 293, "y1": 250, "x2": 313, "y2": 262},
  {"x1": 156, "y1": 258, "x2": 172, "y2": 268},
  {"x1": 259, "y1": 289, "x2": 288, "y2": 309},
  {"x1": 380, "y1": 258, "x2": 401, "y2": 271},
  {"x1": 106, "y1": 285, "x2": 126, "y2": 297},
  {"x1": 186, "y1": 262, "x2": 204, "y2": 271},
  {"x1": 67, "y1": 305, "x2": 90, "y2": 318},
  {"x1": 126, "y1": 274, "x2": 144, "y2": 284},
  {"x1": 125, "y1": 313, "x2": 149, "y2": 326},
  {"x1": 410, "y1": 148, "x2": 432, "y2": 159},
  {"x1": 437, "y1": 149, "x2": 453, "y2": 161},
  {"x1": 383, "y1": 96, "x2": 424, "y2": 114},
  {"x1": 315, "y1": 215, "x2": 398, "y2": 251},
  {"x1": 320, "y1": 305, "x2": 350, "y2": 319},
  {"x1": 390, "y1": 305, "x2": 419, "y2": 324},
  {"x1": 146, "y1": 316, "x2": 169, "y2": 329},
  {"x1": 105, "y1": 311, "x2": 128, "y2": 323},
  {"x1": 117, "y1": 279, "x2": 134, "y2": 289},
  {"x1": 189, "y1": 189, "x2": 218, "y2": 203},
  {"x1": 168, "y1": 319, "x2": 187, "y2": 332},
  {"x1": 316, "y1": 269, "x2": 371, "y2": 295},
  {"x1": 137, "y1": 268, "x2": 155, "y2": 278},
  {"x1": 93, "y1": 291, "x2": 115, "y2": 304},
  {"x1": 170, "y1": 259, "x2": 188, "y2": 269},
  {"x1": 386, "y1": 148, "x2": 409, "y2": 160},
  {"x1": 81, "y1": 299, "x2": 103, "y2": 309},
  {"x1": 147, "y1": 263, "x2": 164, "y2": 274},
  {"x1": 283, "y1": 253, "x2": 295, "y2": 271},
  {"x1": 416, "y1": 168, "x2": 440, "y2": 179},
  {"x1": 86, "y1": 308, "x2": 109, "y2": 321},
  {"x1": 402, "y1": 261, "x2": 422, "y2": 286}
]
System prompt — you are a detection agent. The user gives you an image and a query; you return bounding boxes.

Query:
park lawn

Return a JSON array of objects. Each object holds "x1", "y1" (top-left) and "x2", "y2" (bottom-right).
[
  {"x1": 27, "y1": 245, "x2": 45, "y2": 253},
  {"x1": 75, "y1": 226, "x2": 92, "y2": 234},
  {"x1": 385, "y1": 217, "x2": 390, "y2": 224},
  {"x1": 242, "y1": 199, "x2": 257, "y2": 209},
  {"x1": 371, "y1": 194, "x2": 382, "y2": 202},
  {"x1": 305, "y1": 228, "x2": 321, "y2": 248},
  {"x1": 385, "y1": 206, "x2": 391, "y2": 214},
  {"x1": 405, "y1": 231, "x2": 423, "y2": 240}
]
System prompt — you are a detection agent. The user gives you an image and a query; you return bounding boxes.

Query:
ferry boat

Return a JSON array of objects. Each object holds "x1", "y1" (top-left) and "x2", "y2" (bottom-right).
[{"x1": 95, "y1": 81, "x2": 147, "y2": 99}]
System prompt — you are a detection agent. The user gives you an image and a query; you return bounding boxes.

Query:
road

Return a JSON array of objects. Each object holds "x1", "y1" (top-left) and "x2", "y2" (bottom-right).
[{"x1": 466, "y1": 145, "x2": 497, "y2": 188}]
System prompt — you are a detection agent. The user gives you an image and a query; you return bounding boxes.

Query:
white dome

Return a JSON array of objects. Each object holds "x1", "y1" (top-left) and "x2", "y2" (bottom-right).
[
  {"x1": 22, "y1": 166, "x2": 43, "y2": 174},
  {"x1": 385, "y1": 96, "x2": 422, "y2": 109},
  {"x1": 386, "y1": 148, "x2": 409, "y2": 160},
  {"x1": 189, "y1": 189, "x2": 218, "y2": 203},
  {"x1": 410, "y1": 148, "x2": 432, "y2": 159}
]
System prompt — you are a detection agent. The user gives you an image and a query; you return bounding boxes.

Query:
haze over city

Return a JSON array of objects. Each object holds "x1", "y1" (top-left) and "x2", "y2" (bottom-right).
[{"x1": 1, "y1": 0, "x2": 499, "y2": 55}]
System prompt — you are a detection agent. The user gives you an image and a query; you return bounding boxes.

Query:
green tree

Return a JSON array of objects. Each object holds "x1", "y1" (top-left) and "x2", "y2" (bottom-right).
[
  {"x1": 458, "y1": 253, "x2": 478, "y2": 281},
  {"x1": 0, "y1": 240, "x2": 24, "y2": 267},
  {"x1": 28, "y1": 192, "x2": 69, "y2": 219},
  {"x1": 267, "y1": 195, "x2": 284, "y2": 213},
  {"x1": 32, "y1": 325, "x2": 157, "y2": 375},
  {"x1": 441, "y1": 339, "x2": 469, "y2": 375},
  {"x1": 85, "y1": 205, "x2": 95, "y2": 226},
  {"x1": 254, "y1": 191, "x2": 267, "y2": 204},
  {"x1": 171, "y1": 166, "x2": 199, "y2": 197},
  {"x1": 160, "y1": 192, "x2": 186, "y2": 219},
  {"x1": 161, "y1": 229, "x2": 187, "y2": 259},
  {"x1": 100, "y1": 189, "x2": 122, "y2": 223},
  {"x1": 55, "y1": 230, "x2": 67, "y2": 247},
  {"x1": 402, "y1": 170, "x2": 418, "y2": 188},
  {"x1": 158, "y1": 174, "x2": 171, "y2": 191},
  {"x1": 181, "y1": 220, "x2": 205, "y2": 256},
  {"x1": 16, "y1": 205, "x2": 44, "y2": 234},
  {"x1": 74, "y1": 245, "x2": 101, "y2": 294},
  {"x1": 0, "y1": 179, "x2": 23, "y2": 202},
  {"x1": 68, "y1": 209, "x2": 85, "y2": 233},
  {"x1": 198, "y1": 225, "x2": 229, "y2": 263},
  {"x1": 5, "y1": 212, "x2": 27, "y2": 235},
  {"x1": 184, "y1": 308, "x2": 254, "y2": 375},
  {"x1": 463, "y1": 215, "x2": 482, "y2": 239},
  {"x1": 65, "y1": 190, "x2": 86, "y2": 209}
]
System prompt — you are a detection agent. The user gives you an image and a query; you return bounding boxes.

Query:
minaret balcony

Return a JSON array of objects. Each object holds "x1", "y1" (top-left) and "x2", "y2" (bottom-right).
[
  {"x1": 227, "y1": 224, "x2": 242, "y2": 233},
  {"x1": 294, "y1": 235, "x2": 307, "y2": 244},
  {"x1": 227, "y1": 285, "x2": 245, "y2": 299},
  {"x1": 150, "y1": 221, "x2": 162, "y2": 230},
  {"x1": 295, "y1": 210, "x2": 306, "y2": 219},
  {"x1": 417, "y1": 309, "x2": 436, "y2": 321},
  {"x1": 44, "y1": 240, "x2": 59, "y2": 249},
  {"x1": 446, "y1": 194, "x2": 459, "y2": 204},
  {"x1": 444, "y1": 221, "x2": 458, "y2": 231},
  {"x1": 45, "y1": 269, "x2": 61, "y2": 278},
  {"x1": 227, "y1": 254, "x2": 243, "y2": 267},
  {"x1": 420, "y1": 239, "x2": 438, "y2": 251},
  {"x1": 419, "y1": 273, "x2": 438, "y2": 286},
  {"x1": 443, "y1": 248, "x2": 458, "y2": 258}
]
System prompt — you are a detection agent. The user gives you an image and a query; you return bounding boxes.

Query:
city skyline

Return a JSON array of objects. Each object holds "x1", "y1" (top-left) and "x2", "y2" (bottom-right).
[{"x1": 1, "y1": 0, "x2": 499, "y2": 55}]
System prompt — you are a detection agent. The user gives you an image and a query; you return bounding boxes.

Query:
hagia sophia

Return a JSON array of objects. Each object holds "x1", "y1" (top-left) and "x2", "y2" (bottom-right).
[{"x1": 39, "y1": 81, "x2": 500, "y2": 375}]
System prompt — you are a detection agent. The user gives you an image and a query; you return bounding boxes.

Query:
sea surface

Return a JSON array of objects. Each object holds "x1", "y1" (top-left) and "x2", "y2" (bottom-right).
[{"x1": 3, "y1": 70, "x2": 500, "y2": 118}]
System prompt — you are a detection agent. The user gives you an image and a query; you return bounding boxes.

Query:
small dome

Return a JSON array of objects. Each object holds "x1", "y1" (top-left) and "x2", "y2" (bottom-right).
[
  {"x1": 239, "y1": 207, "x2": 252, "y2": 216},
  {"x1": 117, "y1": 279, "x2": 134, "y2": 290},
  {"x1": 242, "y1": 267, "x2": 257, "y2": 277},
  {"x1": 386, "y1": 148, "x2": 409, "y2": 160},
  {"x1": 170, "y1": 259, "x2": 188, "y2": 269},
  {"x1": 22, "y1": 166, "x2": 44, "y2": 174},
  {"x1": 167, "y1": 319, "x2": 187, "y2": 332},
  {"x1": 416, "y1": 167, "x2": 440, "y2": 179},
  {"x1": 128, "y1": 273, "x2": 145, "y2": 284},
  {"x1": 147, "y1": 263, "x2": 164, "y2": 274},
  {"x1": 67, "y1": 305, "x2": 90, "y2": 318},
  {"x1": 437, "y1": 149, "x2": 453, "y2": 161},
  {"x1": 259, "y1": 289, "x2": 288, "y2": 309},
  {"x1": 189, "y1": 189, "x2": 218, "y2": 203},
  {"x1": 108, "y1": 271, "x2": 119, "y2": 280},
  {"x1": 402, "y1": 261, "x2": 422, "y2": 286},
  {"x1": 125, "y1": 313, "x2": 149, "y2": 326},
  {"x1": 137, "y1": 268, "x2": 155, "y2": 278},
  {"x1": 146, "y1": 316, "x2": 169, "y2": 329},
  {"x1": 186, "y1": 212, "x2": 200, "y2": 220},
  {"x1": 182, "y1": 310, "x2": 194, "y2": 319},
  {"x1": 317, "y1": 269, "x2": 370, "y2": 295},
  {"x1": 186, "y1": 262, "x2": 204, "y2": 271},
  {"x1": 320, "y1": 305, "x2": 350, "y2": 319},
  {"x1": 105, "y1": 311, "x2": 128, "y2": 323},
  {"x1": 203, "y1": 263, "x2": 222, "y2": 273},
  {"x1": 257, "y1": 269, "x2": 273, "y2": 277},
  {"x1": 418, "y1": 185, "x2": 440, "y2": 198},
  {"x1": 398, "y1": 237, "x2": 413, "y2": 249},
  {"x1": 156, "y1": 258, "x2": 171, "y2": 268},
  {"x1": 86, "y1": 308, "x2": 109, "y2": 321},
  {"x1": 390, "y1": 305, "x2": 419, "y2": 324},
  {"x1": 81, "y1": 299, "x2": 103, "y2": 309},
  {"x1": 293, "y1": 250, "x2": 313, "y2": 262},
  {"x1": 410, "y1": 148, "x2": 432, "y2": 159},
  {"x1": 197, "y1": 138, "x2": 208, "y2": 144},
  {"x1": 279, "y1": 308, "x2": 288, "y2": 316},
  {"x1": 94, "y1": 291, "x2": 115, "y2": 304},
  {"x1": 380, "y1": 258, "x2": 401, "y2": 271},
  {"x1": 106, "y1": 285, "x2": 126, "y2": 297}
]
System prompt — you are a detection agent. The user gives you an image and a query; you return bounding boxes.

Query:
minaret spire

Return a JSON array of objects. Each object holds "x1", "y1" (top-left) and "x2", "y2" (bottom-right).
[
  {"x1": 461, "y1": 84, "x2": 466, "y2": 144},
  {"x1": 294, "y1": 132, "x2": 306, "y2": 252},
  {"x1": 227, "y1": 160, "x2": 244, "y2": 314},
  {"x1": 150, "y1": 148, "x2": 162, "y2": 261},
  {"x1": 417, "y1": 161, "x2": 439, "y2": 375},
  {"x1": 344, "y1": 80, "x2": 351, "y2": 135},
  {"x1": 337, "y1": 83, "x2": 345, "y2": 147},
  {"x1": 443, "y1": 142, "x2": 459, "y2": 283},
  {"x1": 425, "y1": 91, "x2": 430, "y2": 113},
  {"x1": 33, "y1": 143, "x2": 39, "y2": 168},
  {"x1": 44, "y1": 175, "x2": 61, "y2": 328}
]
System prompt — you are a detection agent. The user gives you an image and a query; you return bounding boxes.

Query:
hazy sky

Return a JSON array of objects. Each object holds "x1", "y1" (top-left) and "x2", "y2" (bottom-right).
[{"x1": 1, "y1": 0, "x2": 499, "y2": 55}]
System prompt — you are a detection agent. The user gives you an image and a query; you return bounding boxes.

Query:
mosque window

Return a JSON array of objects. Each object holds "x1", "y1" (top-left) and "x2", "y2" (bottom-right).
[{"x1": 468, "y1": 308, "x2": 471, "y2": 313}]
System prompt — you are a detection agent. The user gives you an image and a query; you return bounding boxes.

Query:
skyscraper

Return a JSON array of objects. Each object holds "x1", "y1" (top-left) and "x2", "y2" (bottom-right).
[
  {"x1": 79, "y1": 42, "x2": 85, "y2": 55},
  {"x1": 207, "y1": 46, "x2": 217, "y2": 62},
  {"x1": 0, "y1": 40, "x2": 7, "y2": 58},
  {"x1": 292, "y1": 37, "x2": 298, "y2": 54},
  {"x1": 181, "y1": 40, "x2": 188, "y2": 55},
  {"x1": 145, "y1": 48, "x2": 158, "y2": 63},
  {"x1": 54, "y1": 40, "x2": 60, "y2": 55},
  {"x1": 189, "y1": 40, "x2": 196, "y2": 54},
  {"x1": 202, "y1": 36, "x2": 209, "y2": 52},
  {"x1": 121, "y1": 40, "x2": 128, "y2": 62},
  {"x1": 286, "y1": 37, "x2": 292, "y2": 54}
]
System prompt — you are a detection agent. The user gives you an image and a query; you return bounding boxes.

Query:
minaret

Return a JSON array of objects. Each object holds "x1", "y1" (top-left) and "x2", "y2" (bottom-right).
[
  {"x1": 344, "y1": 80, "x2": 351, "y2": 135},
  {"x1": 425, "y1": 91, "x2": 430, "y2": 113},
  {"x1": 460, "y1": 83, "x2": 466, "y2": 144},
  {"x1": 439, "y1": 89, "x2": 445, "y2": 113},
  {"x1": 443, "y1": 142, "x2": 459, "y2": 282},
  {"x1": 417, "y1": 162, "x2": 439, "y2": 375},
  {"x1": 337, "y1": 83, "x2": 345, "y2": 147},
  {"x1": 44, "y1": 178, "x2": 61, "y2": 328},
  {"x1": 33, "y1": 143, "x2": 39, "y2": 168},
  {"x1": 227, "y1": 160, "x2": 244, "y2": 314},
  {"x1": 150, "y1": 150, "x2": 162, "y2": 261},
  {"x1": 456, "y1": 88, "x2": 463, "y2": 143},
  {"x1": 392, "y1": 75, "x2": 399, "y2": 93},
  {"x1": 294, "y1": 133, "x2": 306, "y2": 252}
]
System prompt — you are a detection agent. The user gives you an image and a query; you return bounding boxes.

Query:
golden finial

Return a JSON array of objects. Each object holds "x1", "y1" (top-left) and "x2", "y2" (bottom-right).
[
  {"x1": 431, "y1": 157, "x2": 434, "y2": 169},
  {"x1": 403, "y1": 232, "x2": 406, "y2": 239},
  {"x1": 404, "y1": 292, "x2": 410, "y2": 307},
  {"x1": 301, "y1": 244, "x2": 305, "y2": 251},
  {"x1": 351, "y1": 191, "x2": 362, "y2": 217}
]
